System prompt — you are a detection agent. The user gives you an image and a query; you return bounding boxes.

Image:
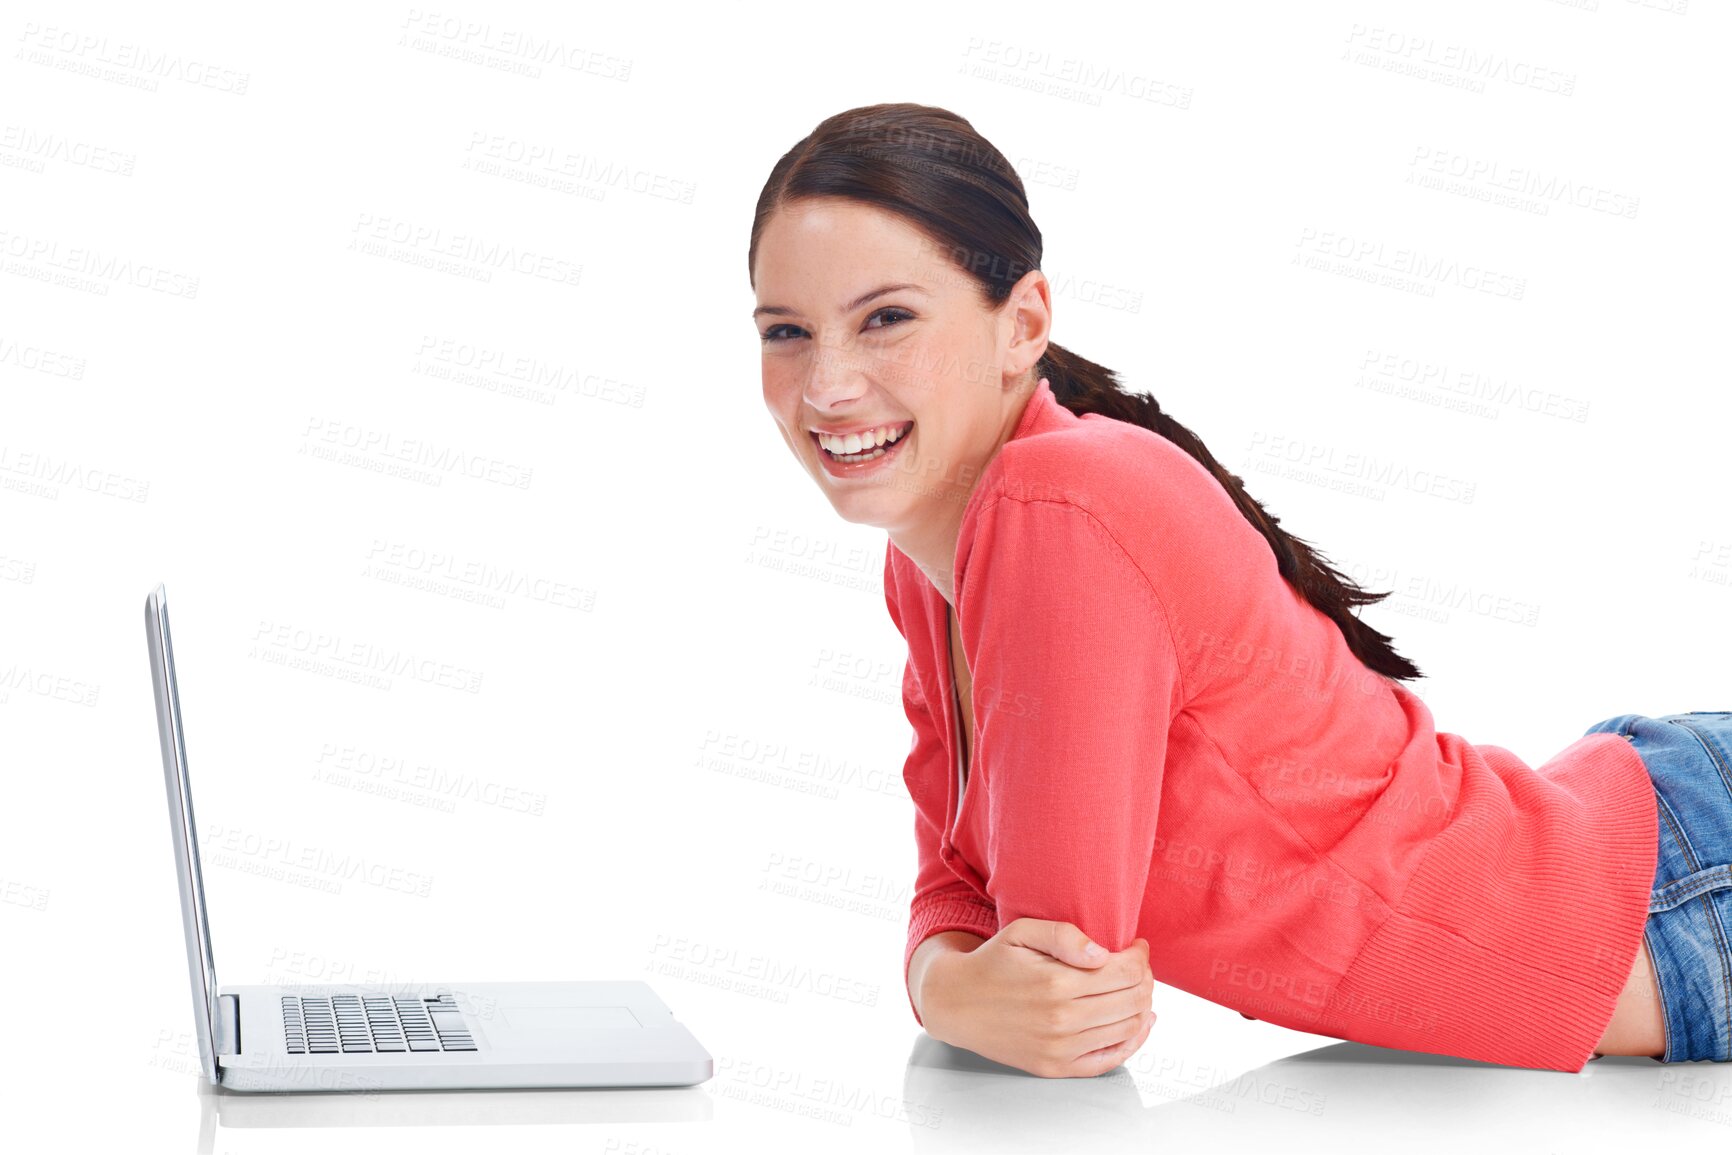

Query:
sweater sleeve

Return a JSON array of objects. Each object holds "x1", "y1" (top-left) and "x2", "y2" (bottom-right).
[
  {"x1": 961, "y1": 496, "x2": 1185, "y2": 956},
  {"x1": 885, "y1": 551, "x2": 1000, "y2": 1029}
]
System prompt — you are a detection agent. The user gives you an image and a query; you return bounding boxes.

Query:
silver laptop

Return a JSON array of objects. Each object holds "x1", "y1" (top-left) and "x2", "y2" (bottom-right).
[{"x1": 145, "y1": 582, "x2": 713, "y2": 1093}]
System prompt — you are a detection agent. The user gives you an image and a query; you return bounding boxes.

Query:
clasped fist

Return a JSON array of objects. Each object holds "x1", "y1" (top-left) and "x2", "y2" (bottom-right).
[{"x1": 921, "y1": 919, "x2": 1156, "y2": 1079}]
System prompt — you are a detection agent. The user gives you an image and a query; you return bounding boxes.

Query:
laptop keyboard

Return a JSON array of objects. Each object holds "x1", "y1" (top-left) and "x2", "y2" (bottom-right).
[{"x1": 281, "y1": 992, "x2": 477, "y2": 1054}]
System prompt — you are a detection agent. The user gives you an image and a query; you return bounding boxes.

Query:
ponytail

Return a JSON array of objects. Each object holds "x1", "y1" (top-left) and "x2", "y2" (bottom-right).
[{"x1": 1037, "y1": 342, "x2": 1422, "y2": 682}]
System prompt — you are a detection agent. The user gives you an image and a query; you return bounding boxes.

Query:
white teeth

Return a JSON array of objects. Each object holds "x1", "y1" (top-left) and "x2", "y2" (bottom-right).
[{"x1": 817, "y1": 422, "x2": 910, "y2": 455}]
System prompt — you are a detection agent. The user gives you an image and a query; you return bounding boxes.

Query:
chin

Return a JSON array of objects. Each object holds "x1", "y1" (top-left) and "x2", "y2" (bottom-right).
[{"x1": 824, "y1": 492, "x2": 892, "y2": 527}]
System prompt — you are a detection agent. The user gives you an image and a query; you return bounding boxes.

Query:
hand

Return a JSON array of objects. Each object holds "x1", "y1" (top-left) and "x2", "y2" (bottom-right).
[{"x1": 922, "y1": 919, "x2": 1155, "y2": 1078}]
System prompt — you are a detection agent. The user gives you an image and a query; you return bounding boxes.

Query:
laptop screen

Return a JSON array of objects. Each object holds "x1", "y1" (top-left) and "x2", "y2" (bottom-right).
[{"x1": 146, "y1": 584, "x2": 222, "y2": 1086}]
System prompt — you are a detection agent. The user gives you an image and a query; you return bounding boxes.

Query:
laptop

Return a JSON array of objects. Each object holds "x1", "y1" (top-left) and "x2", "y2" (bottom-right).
[{"x1": 145, "y1": 582, "x2": 714, "y2": 1093}]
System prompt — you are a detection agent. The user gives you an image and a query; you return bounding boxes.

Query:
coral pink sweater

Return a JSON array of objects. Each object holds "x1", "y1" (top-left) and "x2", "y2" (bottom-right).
[{"x1": 886, "y1": 378, "x2": 1657, "y2": 1073}]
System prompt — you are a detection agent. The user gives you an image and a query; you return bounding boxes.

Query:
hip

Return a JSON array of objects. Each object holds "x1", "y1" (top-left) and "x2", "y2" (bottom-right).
[{"x1": 1582, "y1": 710, "x2": 1732, "y2": 1063}]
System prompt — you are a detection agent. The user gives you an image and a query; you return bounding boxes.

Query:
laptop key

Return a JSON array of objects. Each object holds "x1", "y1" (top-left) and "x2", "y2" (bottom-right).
[{"x1": 283, "y1": 993, "x2": 476, "y2": 1057}]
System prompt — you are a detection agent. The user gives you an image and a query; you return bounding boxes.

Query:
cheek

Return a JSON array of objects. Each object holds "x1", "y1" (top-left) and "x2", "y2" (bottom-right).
[
  {"x1": 761, "y1": 363, "x2": 798, "y2": 411},
  {"x1": 761, "y1": 369, "x2": 808, "y2": 449},
  {"x1": 904, "y1": 325, "x2": 979, "y2": 391}
]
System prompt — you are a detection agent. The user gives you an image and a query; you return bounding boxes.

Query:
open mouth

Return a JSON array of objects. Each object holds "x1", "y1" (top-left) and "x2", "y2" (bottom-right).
[{"x1": 812, "y1": 421, "x2": 913, "y2": 465}]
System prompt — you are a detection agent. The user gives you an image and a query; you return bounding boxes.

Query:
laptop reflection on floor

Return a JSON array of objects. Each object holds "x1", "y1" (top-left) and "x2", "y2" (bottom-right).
[{"x1": 145, "y1": 582, "x2": 713, "y2": 1093}]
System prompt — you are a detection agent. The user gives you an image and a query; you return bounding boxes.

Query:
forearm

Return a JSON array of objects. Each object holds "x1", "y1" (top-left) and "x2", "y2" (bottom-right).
[{"x1": 908, "y1": 929, "x2": 987, "y2": 1031}]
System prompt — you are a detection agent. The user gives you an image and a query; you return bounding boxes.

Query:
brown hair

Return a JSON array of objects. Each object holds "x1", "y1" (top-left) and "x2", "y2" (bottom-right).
[{"x1": 748, "y1": 102, "x2": 1422, "y2": 683}]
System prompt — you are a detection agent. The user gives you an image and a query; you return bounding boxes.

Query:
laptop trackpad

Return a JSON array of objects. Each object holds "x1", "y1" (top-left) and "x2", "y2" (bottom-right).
[{"x1": 498, "y1": 1005, "x2": 641, "y2": 1031}]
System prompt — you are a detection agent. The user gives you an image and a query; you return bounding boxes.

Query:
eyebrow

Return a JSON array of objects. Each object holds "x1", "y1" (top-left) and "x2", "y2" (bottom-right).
[{"x1": 752, "y1": 282, "x2": 928, "y2": 320}]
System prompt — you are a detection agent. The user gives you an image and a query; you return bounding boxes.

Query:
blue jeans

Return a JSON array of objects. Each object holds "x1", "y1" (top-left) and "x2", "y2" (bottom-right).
[{"x1": 1582, "y1": 711, "x2": 1732, "y2": 1062}]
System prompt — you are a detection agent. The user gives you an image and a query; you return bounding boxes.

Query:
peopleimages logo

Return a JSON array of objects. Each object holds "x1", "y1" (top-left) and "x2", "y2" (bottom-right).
[
  {"x1": 348, "y1": 212, "x2": 582, "y2": 287},
  {"x1": 200, "y1": 824, "x2": 435, "y2": 898},
  {"x1": 300, "y1": 417, "x2": 534, "y2": 490},
  {"x1": 0, "y1": 228, "x2": 198, "y2": 298},
  {"x1": 14, "y1": 22, "x2": 251, "y2": 94},
  {"x1": 250, "y1": 619, "x2": 485, "y2": 695}
]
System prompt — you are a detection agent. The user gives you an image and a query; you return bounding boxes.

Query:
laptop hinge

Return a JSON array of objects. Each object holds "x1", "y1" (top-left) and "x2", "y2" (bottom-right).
[{"x1": 215, "y1": 994, "x2": 241, "y2": 1056}]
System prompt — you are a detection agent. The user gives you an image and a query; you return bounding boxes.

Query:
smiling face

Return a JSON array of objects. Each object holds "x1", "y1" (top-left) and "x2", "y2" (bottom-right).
[{"x1": 752, "y1": 197, "x2": 1050, "y2": 537}]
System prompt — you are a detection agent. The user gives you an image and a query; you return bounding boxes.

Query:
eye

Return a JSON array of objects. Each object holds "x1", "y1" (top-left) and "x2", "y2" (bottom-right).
[
  {"x1": 865, "y1": 307, "x2": 914, "y2": 331},
  {"x1": 758, "y1": 307, "x2": 915, "y2": 344}
]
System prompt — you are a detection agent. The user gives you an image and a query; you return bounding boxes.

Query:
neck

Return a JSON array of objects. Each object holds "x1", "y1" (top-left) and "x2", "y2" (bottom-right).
[{"x1": 884, "y1": 377, "x2": 1041, "y2": 604}]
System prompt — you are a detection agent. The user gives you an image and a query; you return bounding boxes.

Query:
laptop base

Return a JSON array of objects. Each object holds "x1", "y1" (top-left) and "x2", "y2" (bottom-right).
[{"x1": 214, "y1": 980, "x2": 712, "y2": 1093}]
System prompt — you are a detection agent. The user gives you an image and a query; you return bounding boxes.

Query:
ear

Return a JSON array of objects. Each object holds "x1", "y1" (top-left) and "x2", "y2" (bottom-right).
[{"x1": 1002, "y1": 268, "x2": 1052, "y2": 382}]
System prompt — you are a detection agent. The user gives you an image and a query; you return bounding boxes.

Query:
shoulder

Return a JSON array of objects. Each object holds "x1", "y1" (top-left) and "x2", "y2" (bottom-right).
[
  {"x1": 975, "y1": 412, "x2": 1246, "y2": 561},
  {"x1": 960, "y1": 408, "x2": 1282, "y2": 650}
]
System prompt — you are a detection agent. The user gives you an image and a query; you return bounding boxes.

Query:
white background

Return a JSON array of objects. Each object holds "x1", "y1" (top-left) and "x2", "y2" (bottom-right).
[{"x1": 3, "y1": 1, "x2": 1729, "y2": 1151}]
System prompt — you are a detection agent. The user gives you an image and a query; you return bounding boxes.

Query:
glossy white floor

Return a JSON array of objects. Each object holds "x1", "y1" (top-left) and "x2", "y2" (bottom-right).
[{"x1": 32, "y1": 981, "x2": 1732, "y2": 1154}]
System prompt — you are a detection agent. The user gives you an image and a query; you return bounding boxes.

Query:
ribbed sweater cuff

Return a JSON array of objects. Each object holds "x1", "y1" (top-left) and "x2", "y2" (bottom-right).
[{"x1": 905, "y1": 894, "x2": 999, "y2": 1028}]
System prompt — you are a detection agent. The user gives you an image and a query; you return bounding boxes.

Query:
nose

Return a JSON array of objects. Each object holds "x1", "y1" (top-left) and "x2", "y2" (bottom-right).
[{"x1": 801, "y1": 335, "x2": 873, "y2": 414}]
